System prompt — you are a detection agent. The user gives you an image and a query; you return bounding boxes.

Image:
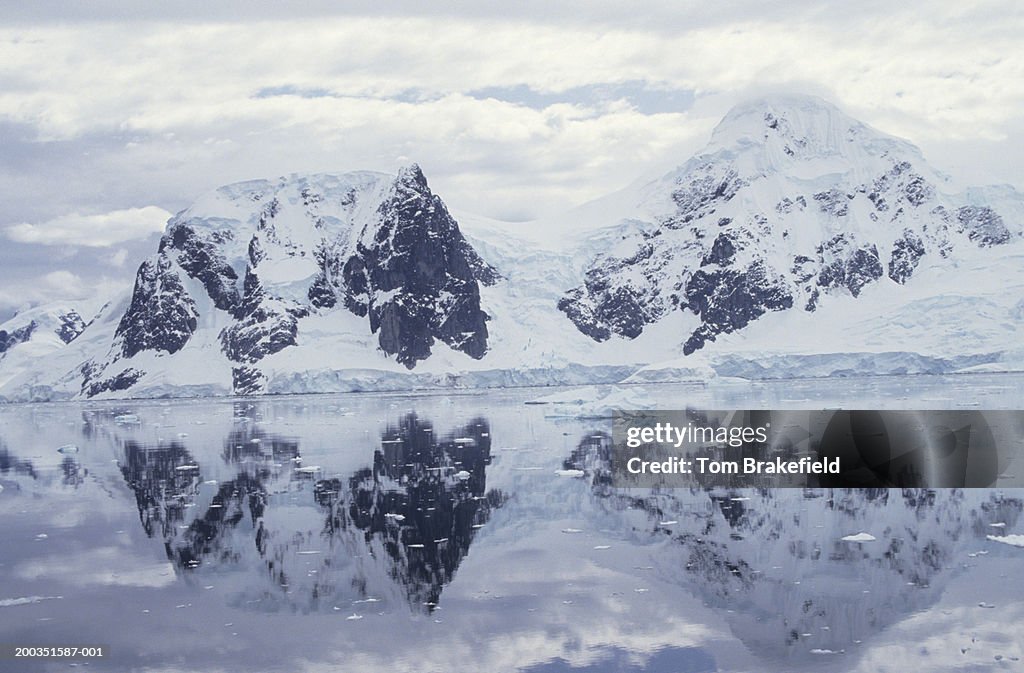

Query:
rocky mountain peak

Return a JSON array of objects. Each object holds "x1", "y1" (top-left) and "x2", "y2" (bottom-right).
[
  {"x1": 80, "y1": 165, "x2": 497, "y2": 397},
  {"x1": 559, "y1": 96, "x2": 1022, "y2": 354}
]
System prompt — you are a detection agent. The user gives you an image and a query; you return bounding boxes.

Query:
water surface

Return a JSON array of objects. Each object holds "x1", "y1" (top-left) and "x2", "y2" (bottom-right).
[{"x1": 1, "y1": 376, "x2": 1023, "y2": 672}]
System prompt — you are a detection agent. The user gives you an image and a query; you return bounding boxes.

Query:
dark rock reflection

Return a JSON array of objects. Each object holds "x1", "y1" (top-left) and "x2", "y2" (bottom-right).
[
  {"x1": 564, "y1": 431, "x2": 1024, "y2": 663},
  {"x1": 118, "y1": 412, "x2": 503, "y2": 614},
  {"x1": 0, "y1": 440, "x2": 38, "y2": 479}
]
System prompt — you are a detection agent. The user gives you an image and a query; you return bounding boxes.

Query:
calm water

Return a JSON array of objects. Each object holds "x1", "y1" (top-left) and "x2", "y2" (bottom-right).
[{"x1": 1, "y1": 376, "x2": 1023, "y2": 672}]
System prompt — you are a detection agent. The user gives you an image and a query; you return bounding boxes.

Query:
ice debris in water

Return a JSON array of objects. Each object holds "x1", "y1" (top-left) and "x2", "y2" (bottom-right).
[
  {"x1": 0, "y1": 596, "x2": 61, "y2": 607},
  {"x1": 555, "y1": 469, "x2": 585, "y2": 477},
  {"x1": 454, "y1": 470, "x2": 471, "y2": 480},
  {"x1": 57, "y1": 444, "x2": 78, "y2": 454},
  {"x1": 841, "y1": 532, "x2": 876, "y2": 542},
  {"x1": 987, "y1": 534, "x2": 1024, "y2": 547}
]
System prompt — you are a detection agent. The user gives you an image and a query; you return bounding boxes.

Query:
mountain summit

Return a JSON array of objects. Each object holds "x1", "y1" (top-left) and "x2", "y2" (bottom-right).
[{"x1": 558, "y1": 94, "x2": 1018, "y2": 354}]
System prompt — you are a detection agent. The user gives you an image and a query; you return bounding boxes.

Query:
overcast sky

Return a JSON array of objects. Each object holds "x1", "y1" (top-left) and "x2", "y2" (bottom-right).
[{"x1": 1, "y1": 1, "x2": 1022, "y2": 320}]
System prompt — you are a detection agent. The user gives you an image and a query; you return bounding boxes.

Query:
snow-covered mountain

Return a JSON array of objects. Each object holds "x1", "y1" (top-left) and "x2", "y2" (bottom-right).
[
  {"x1": 2, "y1": 94, "x2": 1023, "y2": 401},
  {"x1": 556, "y1": 95, "x2": 1022, "y2": 357}
]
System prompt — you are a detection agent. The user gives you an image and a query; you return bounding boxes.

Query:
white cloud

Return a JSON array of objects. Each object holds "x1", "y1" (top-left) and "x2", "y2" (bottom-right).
[
  {"x1": 0, "y1": 270, "x2": 129, "y2": 320},
  {"x1": 0, "y1": 3, "x2": 1020, "y2": 226},
  {"x1": 4, "y1": 206, "x2": 171, "y2": 247},
  {"x1": 109, "y1": 248, "x2": 129, "y2": 268}
]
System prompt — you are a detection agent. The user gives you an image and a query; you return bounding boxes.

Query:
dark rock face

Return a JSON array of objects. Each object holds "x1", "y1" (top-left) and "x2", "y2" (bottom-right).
[
  {"x1": 220, "y1": 268, "x2": 307, "y2": 364},
  {"x1": 701, "y1": 232, "x2": 738, "y2": 267},
  {"x1": 888, "y1": 230, "x2": 926, "y2": 284},
  {"x1": 957, "y1": 206, "x2": 1010, "y2": 246},
  {"x1": 116, "y1": 255, "x2": 199, "y2": 358},
  {"x1": 816, "y1": 235, "x2": 883, "y2": 297},
  {"x1": 82, "y1": 367, "x2": 145, "y2": 398},
  {"x1": 556, "y1": 289, "x2": 612, "y2": 342},
  {"x1": 813, "y1": 188, "x2": 851, "y2": 217},
  {"x1": 340, "y1": 166, "x2": 492, "y2": 368},
  {"x1": 557, "y1": 233, "x2": 670, "y2": 341},
  {"x1": 683, "y1": 262, "x2": 793, "y2": 354},
  {"x1": 0, "y1": 321, "x2": 36, "y2": 355},
  {"x1": 231, "y1": 366, "x2": 265, "y2": 395},
  {"x1": 666, "y1": 164, "x2": 746, "y2": 227},
  {"x1": 160, "y1": 222, "x2": 240, "y2": 312},
  {"x1": 56, "y1": 310, "x2": 86, "y2": 344}
]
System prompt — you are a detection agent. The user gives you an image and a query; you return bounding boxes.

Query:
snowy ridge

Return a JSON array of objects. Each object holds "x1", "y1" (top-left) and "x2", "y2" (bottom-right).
[{"x1": 1, "y1": 94, "x2": 1023, "y2": 401}]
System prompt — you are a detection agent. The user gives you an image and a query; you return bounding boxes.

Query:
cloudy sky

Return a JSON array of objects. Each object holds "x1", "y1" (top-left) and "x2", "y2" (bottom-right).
[{"x1": 1, "y1": 0, "x2": 1022, "y2": 320}]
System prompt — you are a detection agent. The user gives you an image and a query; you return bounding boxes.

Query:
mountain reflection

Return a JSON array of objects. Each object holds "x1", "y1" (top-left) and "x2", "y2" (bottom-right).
[
  {"x1": 0, "y1": 440, "x2": 38, "y2": 479},
  {"x1": 564, "y1": 431, "x2": 1024, "y2": 663},
  {"x1": 317, "y1": 414, "x2": 505, "y2": 610},
  {"x1": 118, "y1": 412, "x2": 503, "y2": 614},
  {"x1": 120, "y1": 440, "x2": 202, "y2": 539}
]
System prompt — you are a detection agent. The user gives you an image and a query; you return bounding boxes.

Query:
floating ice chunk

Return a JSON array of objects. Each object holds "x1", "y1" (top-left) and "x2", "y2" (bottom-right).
[
  {"x1": 385, "y1": 513, "x2": 406, "y2": 522},
  {"x1": 346, "y1": 614, "x2": 363, "y2": 621},
  {"x1": 659, "y1": 520, "x2": 678, "y2": 526},
  {"x1": 0, "y1": 596, "x2": 61, "y2": 607},
  {"x1": 730, "y1": 497, "x2": 750, "y2": 501},
  {"x1": 454, "y1": 470, "x2": 471, "y2": 480},
  {"x1": 989, "y1": 522, "x2": 1006, "y2": 528},
  {"x1": 554, "y1": 469, "x2": 585, "y2": 477},
  {"x1": 561, "y1": 528, "x2": 583, "y2": 534},
  {"x1": 841, "y1": 532, "x2": 876, "y2": 542},
  {"x1": 408, "y1": 543, "x2": 425, "y2": 549},
  {"x1": 810, "y1": 649, "x2": 842, "y2": 655},
  {"x1": 114, "y1": 414, "x2": 139, "y2": 425},
  {"x1": 978, "y1": 602, "x2": 997, "y2": 608},
  {"x1": 57, "y1": 444, "x2": 79, "y2": 454},
  {"x1": 295, "y1": 466, "x2": 321, "y2": 473},
  {"x1": 35, "y1": 533, "x2": 48, "y2": 540},
  {"x1": 987, "y1": 534, "x2": 1024, "y2": 548},
  {"x1": 175, "y1": 464, "x2": 199, "y2": 471},
  {"x1": 296, "y1": 550, "x2": 321, "y2": 555},
  {"x1": 593, "y1": 545, "x2": 611, "y2": 550}
]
